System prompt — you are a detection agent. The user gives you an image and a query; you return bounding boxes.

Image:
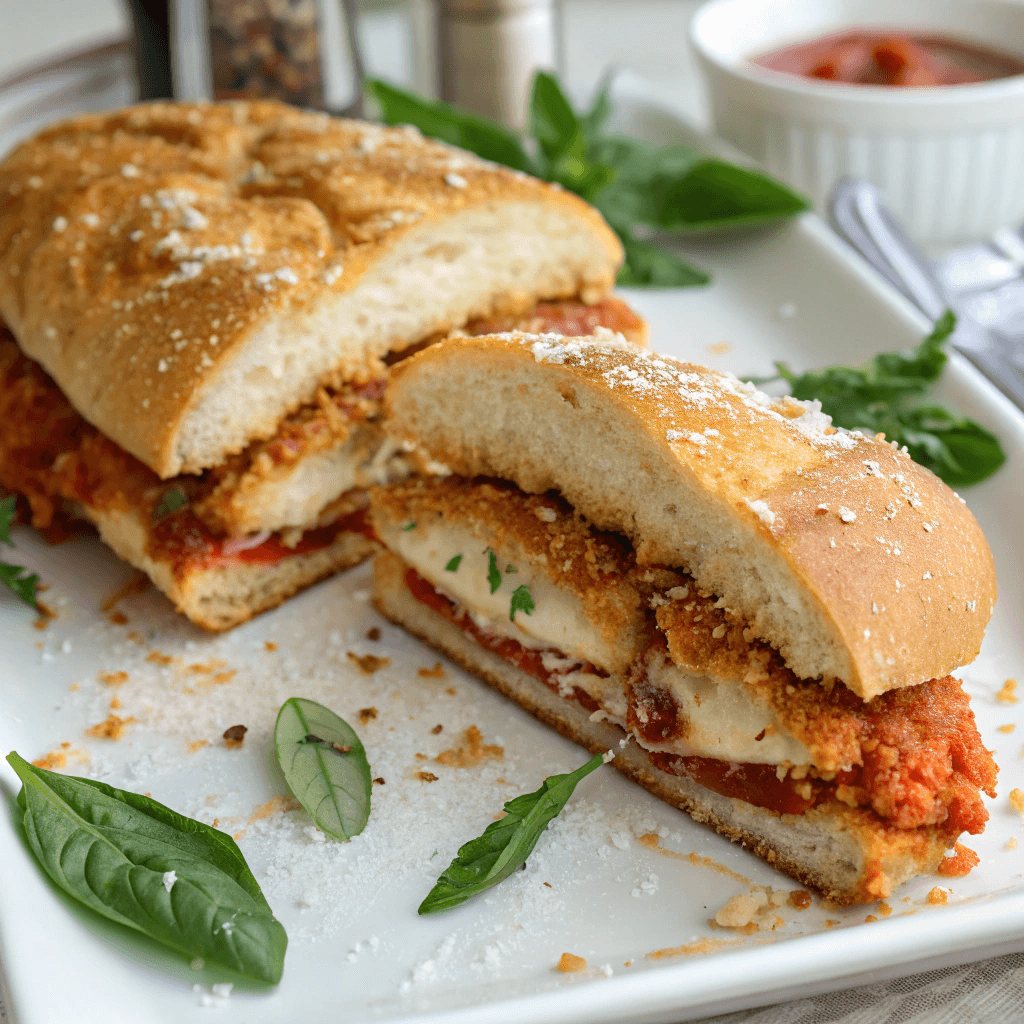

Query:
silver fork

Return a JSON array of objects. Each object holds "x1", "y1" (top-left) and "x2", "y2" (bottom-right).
[{"x1": 829, "y1": 177, "x2": 1024, "y2": 412}]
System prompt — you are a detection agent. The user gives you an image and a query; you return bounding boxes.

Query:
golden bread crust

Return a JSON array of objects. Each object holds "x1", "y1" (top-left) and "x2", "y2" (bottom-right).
[
  {"x1": 0, "y1": 101, "x2": 620, "y2": 476},
  {"x1": 382, "y1": 332, "x2": 996, "y2": 697}
]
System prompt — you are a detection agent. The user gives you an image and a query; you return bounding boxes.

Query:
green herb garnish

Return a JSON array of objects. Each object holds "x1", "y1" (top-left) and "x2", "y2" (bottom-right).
[
  {"x1": 445, "y1": 554, "x2": 463, "y2": 572},
  {"x1": 418, "y1": 752, "x2": 606, "y2": 914},
  {"x1": 274, "y1": 698, "x2": 371, "y2": 842},
  {"x1": 754, "y1": 311, "x2": 1005, "y2": 487},
  {"x1": 505, "y1": 564, "x2": 517, "y2": 573},
  {"x1": 152, "y1": 485, "x2": 187, "y2": 523},
  {"x1": 0, "y1": 496, "x2": 39, "y2": 609},
  {"x1": 6, "y1": 751, "x2": 287, "y2": 982},
  {"x1": 509, "y1": 585, "x2": 535, "y2": 622},
  {"x1": 487, "y1": 550, "x2": 502, "y2": 594},
  {"x1": 403, "y1": 522, "x2": 417, "y2": 531},
  {"x1": 367, "y1": 72, "x2": 809, "y2": 288}
]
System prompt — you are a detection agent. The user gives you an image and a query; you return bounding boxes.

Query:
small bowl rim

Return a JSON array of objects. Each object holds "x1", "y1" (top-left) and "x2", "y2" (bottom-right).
[{"x1": 690, "y1": 0, "x2": 1024, "y2": 107}]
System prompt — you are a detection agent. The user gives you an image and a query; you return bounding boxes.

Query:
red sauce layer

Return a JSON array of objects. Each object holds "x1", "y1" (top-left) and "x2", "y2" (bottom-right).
[
  {"x1": 404, "y1": 566, "x2": 992, "y2": 832},
  {"x1": 404, "y1": 567, "x2": 601, "y2": 712},
  {"x1": 754, "y1": 31, "x2": 1024, "y2": 87},
  {"x1": 628, "y1": 666, "x2": 991, "y2": 834},
  {"x1": 152, "y1": 506, "x2": 372, "y2": 574}
]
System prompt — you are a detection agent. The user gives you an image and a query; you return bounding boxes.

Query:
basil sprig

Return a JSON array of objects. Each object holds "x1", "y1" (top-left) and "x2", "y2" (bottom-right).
[
  {"x1": 274, "y1": 698, "x2": 371, "y2": 841},
  {"x1": 6, "y1": 752, "x2": 287, "y2": 982},
  {"x1": 757, "y1": 311, "x2": 1005, "y2": 487},
  {"x1": 0, "y1": 495, "x2": 39, "y2": 609},
  {"x1": 419, "y1": 752, "x2": 605, "y2": 914},
  {"x1": 366, "y1": 72, "x2": 809, "y2": 288}
]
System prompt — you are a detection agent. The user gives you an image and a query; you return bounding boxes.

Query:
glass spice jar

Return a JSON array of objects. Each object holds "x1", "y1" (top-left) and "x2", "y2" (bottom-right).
[{"x1": 207, "y1": 0, "x2": 325, "y2": 108}]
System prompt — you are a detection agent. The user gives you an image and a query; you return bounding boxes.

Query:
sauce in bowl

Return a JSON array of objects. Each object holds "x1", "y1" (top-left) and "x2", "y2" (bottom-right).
[{"x1": 753, "y1": 30, "x2": 1024, "y2": 86}]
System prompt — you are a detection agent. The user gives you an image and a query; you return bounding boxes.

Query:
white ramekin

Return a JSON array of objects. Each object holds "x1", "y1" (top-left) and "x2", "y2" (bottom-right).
[{"x1": 690, "y1": 0, "x2": 1024, "y2": 247}]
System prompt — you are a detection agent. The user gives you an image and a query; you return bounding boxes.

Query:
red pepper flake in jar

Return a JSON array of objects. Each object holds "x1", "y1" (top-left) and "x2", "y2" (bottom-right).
[{"x1": 207, "y1": 0, "x2": 325, "y2": 107}]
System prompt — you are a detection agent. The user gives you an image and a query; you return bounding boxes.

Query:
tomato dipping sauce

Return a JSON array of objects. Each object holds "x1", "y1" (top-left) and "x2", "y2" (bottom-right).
[{"x1": 753, "y1": 31, "x2": 1024, "y2": 87}]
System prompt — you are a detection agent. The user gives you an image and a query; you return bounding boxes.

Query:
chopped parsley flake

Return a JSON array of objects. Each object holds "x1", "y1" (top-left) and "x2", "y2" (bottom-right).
[
  {"x1": 403, "y1": 522, "x2": 417, "y2": 531},
  {"x1": 152, "y1": 485, "x2": 187, "y2": 523},
  {"x1": 445, "y1": 554, "x2": 463, "y2": 572},
  {"x1": 509, "y1": 585, "x2": 535, "y2": 621},
  {"x1": 505, "y1": 564, "x2": 517, "y2": 573},
  {"x1": 487, "y1": 550, "x2": 502, "y2": 593}
]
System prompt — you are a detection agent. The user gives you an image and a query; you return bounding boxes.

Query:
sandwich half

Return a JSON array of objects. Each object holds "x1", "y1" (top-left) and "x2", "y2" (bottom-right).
[
  {"x1": 0, "y1": 100, "x2": 639, "y2": 628},
  {"x1": 369, "y1": 331, "x2": 998, "y2": 904}
]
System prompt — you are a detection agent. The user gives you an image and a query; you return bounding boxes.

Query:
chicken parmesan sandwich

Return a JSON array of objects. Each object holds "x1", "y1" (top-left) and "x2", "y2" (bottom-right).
[
  {"x1": 369, "y1": 331, "x2": 998, "y2": 904},
  {"x1": 0, "y1": 100, "x2": 641, "y2": 629}
]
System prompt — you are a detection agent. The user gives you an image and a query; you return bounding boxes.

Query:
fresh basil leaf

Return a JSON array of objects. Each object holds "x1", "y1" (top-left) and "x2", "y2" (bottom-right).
[
  {"x1": 528, "y1": 72, "x2": 617, "y2": 201},
  {"x1": 616, "y1": 232, "x2": 710, "y2": 288},
  {"x1": 871, "y1": 309, "x2": 952, "y2": 387},
  {"x1": 753, "y1": 312, "x2": 1004, "y2": 487},
  {"x1": 509, "y1": 585, "x2": 534, "y2": 621},
  {"x1": 419, "y1": 752, "x2": 605, "y2": 914},
  {"x1": 530, "y1": 70, "x2": 582, "y2": 167},
  {"x1": 487, "y1": 550, "x2": 502, "y2": 594},
  {"x1": 657, "y1": 159, "x2": 810, "y2": 230},
  {"x1": 274, "y1": 698, "x2": 371, "y2": 842},
  {"x1": 366, "y1": 79, "x2": 537, "y2": 175},
  {"x1": 6, "y1": 752, "x2": 286, "y2": 983},
  {"x1": 579, "y1": 73, "x2": 613, "y2": 150},
  {"x1": 896, "y1": 406, "x2": 1006, "y2": 488},
  {"x1": 0, "y1": 495, "x2": 39, "y2": 609},
  {"x1": 152, "y1": 485, "x2": 188, "y2": 523},
  {"x1": 591, "y1": 138, "x2": 701, "y2": 229},
  {"x1": 365, "y1": 72, "x2": 807, "y2": 288},
  {"x1": 445, "y1": 554, "x2": 463, "y2": 572}
]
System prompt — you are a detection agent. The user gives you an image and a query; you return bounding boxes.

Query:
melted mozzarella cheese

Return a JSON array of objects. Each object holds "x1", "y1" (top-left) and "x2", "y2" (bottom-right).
[
  {"x1": 641, "y1": 657, "x2": 812, "y2": 766},
  {"x1": 394, "y1": 522, "x2": 812, "y2": 770},
  {"x1": 393, "y1": 524, "x2": 616, "y2": 672}
]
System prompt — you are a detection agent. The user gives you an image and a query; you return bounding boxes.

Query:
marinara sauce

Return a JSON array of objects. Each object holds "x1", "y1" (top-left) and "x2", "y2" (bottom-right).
[{"x1": 753, "y1": 31, "x2": 1024, "y2": 87}]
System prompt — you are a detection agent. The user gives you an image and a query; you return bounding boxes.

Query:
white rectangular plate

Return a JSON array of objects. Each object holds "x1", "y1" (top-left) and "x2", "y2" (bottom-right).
[{"x1": 1, "y1": 85, "x2": 1023, "y2": 1024}]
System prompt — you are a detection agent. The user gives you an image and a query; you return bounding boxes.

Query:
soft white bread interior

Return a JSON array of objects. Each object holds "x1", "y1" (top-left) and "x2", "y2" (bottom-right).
[
  {"x1": 90, "y1": 505, "x2": 376, "y2": 631},
  {"x1": 382, "y1": 332, "x2": 997, "y2": 699},
  {"x1": 372, "y1": 551, "x2": 952, "y2": 905},
  {"x1": 0, "y1": 102, "x2": 621, "y2": 478}
]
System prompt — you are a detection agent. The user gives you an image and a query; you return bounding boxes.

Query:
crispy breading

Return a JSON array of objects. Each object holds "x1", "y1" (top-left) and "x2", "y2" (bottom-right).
[{"x1": 653, "y1": 592, "x2": 997, "y2": 832}]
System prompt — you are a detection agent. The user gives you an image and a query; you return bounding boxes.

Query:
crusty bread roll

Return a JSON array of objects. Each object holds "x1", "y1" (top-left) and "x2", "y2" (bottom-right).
[
  {"x1": 95, "y1": 505, "x2": 376, "y2": 631},
  {"x1": 0, "y1": 101, "x2": 620, "y2": 478},
  {"x1": 372, "y1": 551, "x2": 955, "y2": 905},
  {"x1": 381, "y1": 332, "x2": 996, "y2": 700}
]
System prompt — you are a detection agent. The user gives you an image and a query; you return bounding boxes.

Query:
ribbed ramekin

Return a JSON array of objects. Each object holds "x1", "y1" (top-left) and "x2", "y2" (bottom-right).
[{"x1": 690, "y1": 0, "x2": 1024, "y2": 247}]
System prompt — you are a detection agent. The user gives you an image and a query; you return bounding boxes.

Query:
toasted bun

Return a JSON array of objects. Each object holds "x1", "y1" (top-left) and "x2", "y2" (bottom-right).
[
  {"x1": 0, "y1": 101, "x2": 621, "y2": 478},
  {"x1": 372, "y1": 551, "x2": 954, "y2": 904},
  {"x1": 382, "y1": 333, "x2": 996, "y2": 698},
  {"x1": 90, "y1": 505, "x2": 376, "y2": 630}
]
